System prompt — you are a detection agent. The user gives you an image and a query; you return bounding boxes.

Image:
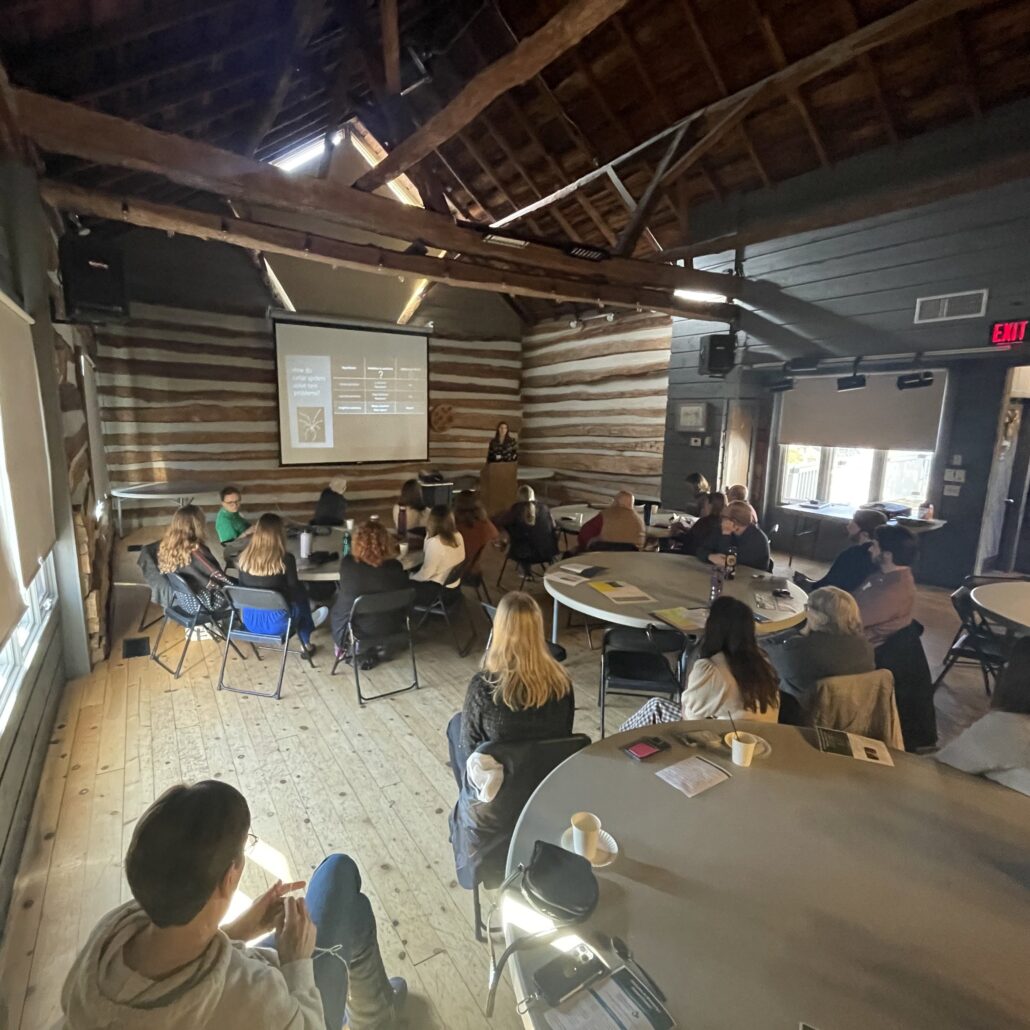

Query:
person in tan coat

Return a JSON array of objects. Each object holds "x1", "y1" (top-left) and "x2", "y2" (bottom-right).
[{"x1": 577, "y1": 490, "x2": 646, "y2": 551}]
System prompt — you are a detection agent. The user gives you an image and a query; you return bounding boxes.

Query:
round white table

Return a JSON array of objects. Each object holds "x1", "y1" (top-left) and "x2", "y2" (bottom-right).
[
  {"x1": 111, "y1": 480, "x2": 220, "y2": 536},
  {"x1": 970, "y1": 580, "x2": 1030, "y2": 631},
  {"x1": 503, "y1": 721, "x2": 1030, "y2": 1030},
  {"x1": 543, "y1": 551, "x2": 806, "y2": 641}
]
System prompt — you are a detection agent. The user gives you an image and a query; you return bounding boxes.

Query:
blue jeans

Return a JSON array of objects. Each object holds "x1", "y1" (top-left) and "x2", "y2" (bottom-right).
[
  {"x1": 241, "y1": 601, "x2": 315, "y2": 645},
  {"x1": 265, "y1": 853, "x2": 395, "y2": 1030}
]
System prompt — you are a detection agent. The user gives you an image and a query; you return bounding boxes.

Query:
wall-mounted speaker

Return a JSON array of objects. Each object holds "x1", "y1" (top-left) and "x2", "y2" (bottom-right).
[
  {"x1": 58, "y1": 235, "x2": 128, "y2": 321},
  {"x1": 698, "y1": 333, "x2": 737, "y2": 377}
]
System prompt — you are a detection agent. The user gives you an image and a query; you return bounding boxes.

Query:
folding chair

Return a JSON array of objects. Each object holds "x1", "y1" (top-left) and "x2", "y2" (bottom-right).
[
  {"x1": 216, "y1": 585, "x2": 313, "y2": 700},
  {"x1": 599, "y1": 625, "x2": 688, "y2": 737},
  {"x1": 136, "y1": 541, "x2": 174, "y2": 631},
  {"x1": 934, "y1": 584, "x2": 1010, "y2": 695},
  {"x1": 460, "y1": 545, "x2": 493, "y2": 604},
  {"x1": 414, "y1": 565, "x2": 476, "y2": 657},
  {"x1": 150, "y1": 572, "x2": 238, "y2": 679},
  {"x1": 331, "y1": 588, "x2": 419, "y2": 705},
  {"x1": 480, "y1": 602, "x2": 566, "y2": 662},
  {"x1": 497, "y1": 526, "x2": 559, "y2": 589},
  {"x1": 585, "y1": 540, "x2": 639, "y2": 553}
]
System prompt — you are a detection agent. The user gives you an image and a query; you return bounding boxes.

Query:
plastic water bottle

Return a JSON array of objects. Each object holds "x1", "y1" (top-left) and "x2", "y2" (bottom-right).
[
  {"x1": 709, "y1": 567, "x2": 723, "y2": 604},
  {"x1": 725, "y1": 546, "x2": 738, "y2": 581},
  {"x1": 341, "y1": 530, "x2": 350, "y2": 558}
]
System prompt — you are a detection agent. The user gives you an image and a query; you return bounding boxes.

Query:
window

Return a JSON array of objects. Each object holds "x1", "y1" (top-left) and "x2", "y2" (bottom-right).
[
  {"x1": 780, "y1": 445, "x2": 933, "y2": 509},
  {"x1": 0, "y1": 552, "x2": 58, "y2": 733}
]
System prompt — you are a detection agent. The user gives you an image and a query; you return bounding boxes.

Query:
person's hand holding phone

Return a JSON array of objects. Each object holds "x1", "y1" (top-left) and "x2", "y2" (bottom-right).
[
  {"x1": 222, "y1": 879, "x2": 306, "y2": 942},
  {"x1": 277, "y1": 897, "x2": 317, "y2": 966}
]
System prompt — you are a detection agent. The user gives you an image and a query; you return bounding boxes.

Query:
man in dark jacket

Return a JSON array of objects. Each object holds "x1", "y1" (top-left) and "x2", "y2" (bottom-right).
[
  {"x1": 794, "y1": 507, "x2": 887, "y2": 594},
  {"x1": 701, "y1": 500, "x2": 771, "y2": 571}
]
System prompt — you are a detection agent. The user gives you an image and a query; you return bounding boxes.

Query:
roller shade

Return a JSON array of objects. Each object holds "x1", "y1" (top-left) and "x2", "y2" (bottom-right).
[
  {"x1": 0, "y1": 293, "x2": 56, "y2": 589},
  {"x1": 779, "y1": 372, "x2": 947, "y2": 451}
]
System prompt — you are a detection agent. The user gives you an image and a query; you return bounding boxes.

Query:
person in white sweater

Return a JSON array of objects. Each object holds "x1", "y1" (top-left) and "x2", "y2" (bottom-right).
[
  {"x1": 935, "y1": 638, "x2": 1030, "y2": 796},
  {"x1": 622, "y1": 596, "x2": 780, "y2": 731},
  {"x1": 410, "y1": 504, "x2": 465, "y2": 604},
  {"x1": 60, "y1": 781, "x2": 406, "y2": 1030}
]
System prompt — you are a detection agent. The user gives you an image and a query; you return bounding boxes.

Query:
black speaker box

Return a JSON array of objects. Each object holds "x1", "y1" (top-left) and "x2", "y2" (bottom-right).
[
  {"x1": 698, "y1": 333, "x2": 737, "y2": 376},
  {"x1": 59, "y1": 235, "x2": 128, "y2": 321}
]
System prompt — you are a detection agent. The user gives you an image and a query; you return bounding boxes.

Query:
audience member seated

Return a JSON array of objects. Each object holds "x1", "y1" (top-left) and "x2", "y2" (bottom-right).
[
  {"x1": 215, "y1": 485, "x2": 253, "y2": 544},
  {"x1": 855, "y1": 524, "x2": 917, "y2": 647},
  {"x1": 156, "y1": 505, "x2": 229, "y2": 612},
  {"x1": 765, "y1": 587, "x2": 875, "y2": 722},
  {"x1": 410, "y1": 504, "x2": 465, "y2": 605},
  {"x1": 577, "y1": 490, "x2": 645, "y2": 552},
  {"x1": 664, "y1": 492, "x2": 725, "y2": 555},
  {"x1": 236, "y1": 514, "x2": 328, "y2": 655},
  {"x1": 486, "y1": 420, "x2": 518, "y2": 463},
  {"x1": 935, "y1": 637, "x2": 1030, "y2": 796},
  {"x1": 794, "y1": 507, "x2": 887, "y2": 593},
  {"x1": 392, "y1": 479, "x2": 429, "y2": 535},
  {"x1": 725, "y1": 483, "x2": 759, "y2": 524},
  {"x1": 622, "y1": 596, "x2": 779, "y2": 729},
  {"x1": 683, "y1": 472, "x2": 710, "y2": 516},
  {"x1": 447, "y1": 592, "x2": 574, "y2": 783},
  {"x1": 453, "y1": 489, "x2": 500, "y2": 570},
  {"x1": 497, "y1": 485, "x2": 558, "y2": 574},
  {"x1": 701, "y1": 500, "x2": 771, "y2": 571},
  {"x1": 60, "y1": 780, "x2": 405, "y2": 1029},
  {"x1": 310, "y1": 475, "x2": 348, "y2": 527},
  {"x1": 330, "y1": 520, "x2": 410, "y2": 662}
]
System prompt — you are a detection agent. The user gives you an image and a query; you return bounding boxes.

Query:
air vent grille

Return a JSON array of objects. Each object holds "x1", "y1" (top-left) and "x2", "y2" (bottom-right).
[{"x1": 914, "y1": 290, "x2": 988, "y2": 324}]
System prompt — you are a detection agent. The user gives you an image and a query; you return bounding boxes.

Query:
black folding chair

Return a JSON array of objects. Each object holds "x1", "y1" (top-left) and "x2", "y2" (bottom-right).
[
  {"x1": 585, "y1": 540, "x2": 639, "y2": 553},
  {"x1": 934, "y1": 584, "x2": 1010, "y2": 695},
  {"x1": 136, "y1": 541, "x2": 174, "y2": 631},
  {"x1": 599, "y1": 625, "x2": 688, "y2": 737},
  {"x1": 331, "y1": 587, "x2": 419, "y2": 705},
  {"x1": 151, "y1": 572, "x2": 238, "y2": 678},
  {"x1": 460, "y1": 545, "x2": 493, "y2": 604},
  {"x1": 216, "y1": 585, "x2": 313, "y2": 700},
  {"x1": 497, "y1": 525, "x2": 559, "y2": 589},
  {"x1": 480, "y1": 602, "x2": 567, "y2": 662},
  {"x1": 414, "y1": 564, "x2": 476, "y2": 656}
]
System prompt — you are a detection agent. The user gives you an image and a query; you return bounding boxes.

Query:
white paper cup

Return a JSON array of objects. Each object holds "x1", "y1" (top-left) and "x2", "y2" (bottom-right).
[
  {"x1": 299, "y1": 531, "x2": 313, "y2": 559},
  {"x1": 571, "y1": 812, "x2": 601, "y2": 862},
  {"x1": 345, "y1": 519, "x2": 355, "y2": 531},
  {"x1": 398, "y1": 541, "x2": 409, "y2": 557},
  {"x1": 730, "y1": 732, "x2": 759, "y2": 767}
]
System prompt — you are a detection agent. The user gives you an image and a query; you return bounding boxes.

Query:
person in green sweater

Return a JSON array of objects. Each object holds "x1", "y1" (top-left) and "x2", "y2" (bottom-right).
[{"x1": 215, "y1": 485, "x2": 254, "y2": 544}]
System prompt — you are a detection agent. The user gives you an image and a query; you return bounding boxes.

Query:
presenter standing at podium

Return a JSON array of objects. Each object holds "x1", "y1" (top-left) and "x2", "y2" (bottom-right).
[{"x1": 487, "y1": 421, "x2": 518, "y2": 463}]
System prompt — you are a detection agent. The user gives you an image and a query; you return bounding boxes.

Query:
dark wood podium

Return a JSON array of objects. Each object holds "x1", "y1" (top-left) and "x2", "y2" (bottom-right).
[{"x1": 480, "y1": 462, "x2": 518, "y2": 517}]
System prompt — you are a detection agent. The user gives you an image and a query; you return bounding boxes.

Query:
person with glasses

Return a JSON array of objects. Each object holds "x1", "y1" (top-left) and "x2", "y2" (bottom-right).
[
  {"x1": 215, "y1": 485, "x2": 254, "y2": 545},
  {"x1": 60, "y1": 780, "x2": 407, "y2": 1029}
]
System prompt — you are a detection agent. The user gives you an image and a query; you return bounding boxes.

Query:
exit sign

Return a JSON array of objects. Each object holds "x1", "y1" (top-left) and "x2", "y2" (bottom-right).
[{"x1": 990, "y1": 320, "x2": 1029, "y2": 348}]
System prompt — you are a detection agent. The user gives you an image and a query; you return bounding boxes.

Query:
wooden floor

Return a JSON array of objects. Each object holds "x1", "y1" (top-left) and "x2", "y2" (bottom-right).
[{"x1": 0, "y1": 539, "x2": 987, "y2": 1030}]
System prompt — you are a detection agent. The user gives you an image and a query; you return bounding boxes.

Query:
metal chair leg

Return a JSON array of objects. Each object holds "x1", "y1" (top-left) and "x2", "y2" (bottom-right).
[
  {"x1": 496, "y1": 556, "x2": 509, "y2": 587},
  {"x1": 216, "y1": 611, "x2": 235, "y2": 691},
  {"x1": 172, "y1": 627, "x2": 193, "y2": 678},
  {"x1": 473, "y1": 878, "x2": 485, "y2": 943}
]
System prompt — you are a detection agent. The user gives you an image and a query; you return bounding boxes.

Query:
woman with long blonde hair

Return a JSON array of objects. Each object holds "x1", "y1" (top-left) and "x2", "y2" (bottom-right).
[
  {"x1": 156, "y1": 505, "x2": 228, "y2": 612},
  {"x1": 450, "y1": 592, "x2": 574, "y2": 773},
  {"x1": 237, "y1": 513, "x2": 328, "y2": 653}
]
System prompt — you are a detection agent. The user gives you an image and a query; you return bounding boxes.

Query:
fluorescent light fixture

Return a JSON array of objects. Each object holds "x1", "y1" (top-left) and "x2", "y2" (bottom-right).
[
  {"x1": 350, "y1": 130, "x2": 418, "y2": 206},
  {"x1": 837, "y1": 373, "x2": 867, "y2": 392},
  {"x1": 674, "y1": 289, "x2": 728, "y2": 304},
  {"x1": 271, "y1": 131, "x2": 344, "y2": 173},
  {"x1": 897, "y1": 371, "x2": 934, "y2": 390},
  {"x1": 786, "y1": 356, "x2": 820, "y2": 373},
  {"x1": 483, "y1": 233, "x2": 529, "y2": 249}
]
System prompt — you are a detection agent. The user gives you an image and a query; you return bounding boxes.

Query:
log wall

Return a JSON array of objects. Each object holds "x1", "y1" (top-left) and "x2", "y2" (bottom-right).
[
  {"x1": 95, "y1": 305, "x2": 521, "y2": 529},
  {"x1": 520, "y1": 312, "x2": 672, "y2": 504}
]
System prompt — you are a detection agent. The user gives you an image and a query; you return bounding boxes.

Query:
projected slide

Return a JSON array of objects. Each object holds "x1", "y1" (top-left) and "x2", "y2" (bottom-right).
[{"x1": 275, "y1": 320, "x2": 429, "y2": 464}]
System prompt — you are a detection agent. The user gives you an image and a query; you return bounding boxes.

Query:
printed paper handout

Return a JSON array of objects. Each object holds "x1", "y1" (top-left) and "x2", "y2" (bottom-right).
[
  {"x1": 656, "y1": 755, "x2": 730, "y2": 798},
  {"x1": 815, "y1": 727, "x2": 895, "y2": 766},
  {"x1": 548, "y1": 572, "x2": 589, "y2": 588},
  {"x1": 544, "y1": 967, "x2": 675, "y2": 1030},
  {"x1": 589, "y1": 581, "x2": 655, "y2": 604},
  {"x1": 650, "y1": 606, "x2": 709, "y2": 633}
]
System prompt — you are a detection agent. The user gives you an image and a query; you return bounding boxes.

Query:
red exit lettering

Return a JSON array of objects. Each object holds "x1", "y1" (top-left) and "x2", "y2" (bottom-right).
[{"x1": 991, "y1": 320, "x2": 1029, "y2": 347}]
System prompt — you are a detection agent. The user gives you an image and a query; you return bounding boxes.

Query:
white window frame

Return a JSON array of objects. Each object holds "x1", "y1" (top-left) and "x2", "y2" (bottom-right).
[{"x1": 779, "y1": 445, "x2": 933, "y2": 508}]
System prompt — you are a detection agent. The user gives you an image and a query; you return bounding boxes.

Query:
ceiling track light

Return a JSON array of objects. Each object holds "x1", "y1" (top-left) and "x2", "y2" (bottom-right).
[
  {"x1": 769, "y1": 376, "x2": 795, "y2": 393},
  {"x1": 837, "y1": 357, "x2": 866, "y2": 392},
  {"x1": 897, "y1": 370, "x2": 934, "y2": 390}
]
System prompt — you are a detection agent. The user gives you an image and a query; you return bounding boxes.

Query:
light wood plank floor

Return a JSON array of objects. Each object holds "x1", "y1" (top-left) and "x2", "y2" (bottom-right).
[{"x1": 0, "y1": 539, "x2": 985, "y2": 1029}]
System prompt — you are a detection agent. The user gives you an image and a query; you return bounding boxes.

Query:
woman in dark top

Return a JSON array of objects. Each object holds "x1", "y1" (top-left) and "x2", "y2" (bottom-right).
[
  {"x1": 765, "y1": 586, "x2": 875, "y2": 723},
  {"x1": 311, "y1": 475, "x2": 348, "y2": 527},
  {"x1": 236, "y1": 513, "x2": 328, "y2": 654},
  {"x1": 487, "y1": 421, "x2": 518, "y2": 463},
  {"x1": 156, "y1": 505, "x2": 229, "y2": 612},
  {"x1": 496, "y1": 485, "x2": 558, "y2": 575},
  {"x1": 330, "y1": 520, "x2": 410, "y2": 659},
  {"x1": 701, "y1": 500, "x2": 771, "y2": 571},
  {"x1": 665, "y1": 491, "x2": 725, "y2": 555},
  {"x1": 449, "y1": 592, "x2": 574, "y2": 777},
  {"x1": 684, "y1": 472, "x2": 710, "y2": 517}
]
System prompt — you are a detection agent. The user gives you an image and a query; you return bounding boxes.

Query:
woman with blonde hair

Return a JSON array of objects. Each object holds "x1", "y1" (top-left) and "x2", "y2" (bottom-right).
[
  {"x1": 410, "y1": 504, "x2": 465, "y2": 604},
  {"x1": 237, "y1": 513, "x2": 328, "y2": 654},
  {"x1": 765, "y1": 586, "x2": 875, "y2": 720},
  {"x1": 450, "y1": 592, "x2": 574, "y2": 774},
  {"x1": 156, "y1": 505, "x2": 228, "y2": 612}
]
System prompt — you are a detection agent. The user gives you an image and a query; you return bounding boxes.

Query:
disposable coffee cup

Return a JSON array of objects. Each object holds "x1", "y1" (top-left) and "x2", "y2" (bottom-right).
[
  {"x1": 345, "y1": 518, "x2": 355, "y2": 531},
  {"x1": 299, "y1": 531, "x2": 313, "y2": 559},
  {"x1": 730, "y1": 732, "x2": 759, "y2": 767},
  {"x1": 571, "y1": 812, "x2": 601, "y2": 862},
  {"x1": 398, "y1": 541, "x2": 409, "y2": 557}
]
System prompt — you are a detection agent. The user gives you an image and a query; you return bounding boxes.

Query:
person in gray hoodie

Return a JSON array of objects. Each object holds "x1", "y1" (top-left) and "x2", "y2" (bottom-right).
[{"x1": 60, "y1": 780, "x2": 406, "y2": 1029}]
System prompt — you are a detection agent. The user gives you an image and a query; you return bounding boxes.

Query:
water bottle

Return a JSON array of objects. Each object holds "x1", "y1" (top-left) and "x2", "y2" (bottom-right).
[
  {"x1": 709, "y1": 567, "x2": 723, "y2": 604},
  {"x1": 397, "y1": 505, "x2": 408, "y2": 537},
  {"x1": 725, "y1": 546, "x2": 738, "y2": 581},
  {"x1": 341, "y1": 530, "x2": 351, "y2": 558}
]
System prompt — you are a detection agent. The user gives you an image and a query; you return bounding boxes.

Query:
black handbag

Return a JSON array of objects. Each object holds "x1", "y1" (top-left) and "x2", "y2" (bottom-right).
[{"x1": 520, "y1": 840, "x2": 598, "y2": 923}]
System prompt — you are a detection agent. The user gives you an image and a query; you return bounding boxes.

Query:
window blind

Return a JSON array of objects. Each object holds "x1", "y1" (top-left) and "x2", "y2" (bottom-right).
[
  {"x1": 0, "y1": 294, "x2": 56, "y2": 592},
  {"x1": 779, "y1": 371, "x2": 947, "y2": 451}
]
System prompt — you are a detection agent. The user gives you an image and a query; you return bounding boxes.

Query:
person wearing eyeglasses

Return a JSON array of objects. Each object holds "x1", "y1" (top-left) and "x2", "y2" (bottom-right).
[
  {"x1": 215, "y1": 485, "x2": 255, "y2": 544},
  {"x1": 60, "y1": 780, "x2": 407, "y2": 1029}
]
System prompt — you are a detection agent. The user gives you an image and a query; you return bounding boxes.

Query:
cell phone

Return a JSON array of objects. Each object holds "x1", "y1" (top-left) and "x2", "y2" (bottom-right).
[
  {"x1": 671, "y1": 729, "x2": 721, "y2": 747},
  {"x1": 772, "y1": 588, "x2": 792, "y2": 598},
  {"x1": 622, "y1": 736, "x2": 670, "y2": 761},
  {"x1": 533, "y1": 945, "x2": 606, "y2": 1006}
]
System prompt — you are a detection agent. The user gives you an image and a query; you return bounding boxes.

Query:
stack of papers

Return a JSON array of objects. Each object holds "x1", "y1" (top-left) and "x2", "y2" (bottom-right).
[
  {"x1": 650, "y1": 606, "x2": 708, "y2": 633},
  {"x1": 544, "y1": 967, "x2": 675, "y2": 1029},
  {"x1": 753, "y1": 591, "x2": 800, "y2": 613},
  {"x1": 815, "y1": 727, "x2": 894, "y2": 766},
  {"x1": 656, "y1": 756, "x2": 730, "y2": 798},
  {"x1": 589, "y1": 581, "x2": 655, "y2": 604}
]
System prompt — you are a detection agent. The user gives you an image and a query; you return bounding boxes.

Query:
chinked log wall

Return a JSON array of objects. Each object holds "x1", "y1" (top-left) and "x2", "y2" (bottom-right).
[
  {"x1": 95, "y1": 305, "x2": 521, "y2": 528},
  {"x1": 520, "y1": 312, "x2": 673, "y2": 505}
]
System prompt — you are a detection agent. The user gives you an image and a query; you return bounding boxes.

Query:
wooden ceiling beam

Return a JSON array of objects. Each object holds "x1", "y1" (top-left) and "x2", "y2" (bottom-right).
[
  {"x1": 40, "y1": 181, "x2": 733, "y2": 321},
  {"x1": 835, "y1": 0, "x2": 899, "y2": 145},
  {"x1": 948, "y1": 15, "x2": 982, "y2": 118},
  {"x1": 380, "y1": 0, "x2": 402, "y2": 95},
  {"x1": 354, "y1": 0, "x2": 634, "y2": 192},
  {"x1": 14, "y1": 88, "x2": 736, "y2": 296}
]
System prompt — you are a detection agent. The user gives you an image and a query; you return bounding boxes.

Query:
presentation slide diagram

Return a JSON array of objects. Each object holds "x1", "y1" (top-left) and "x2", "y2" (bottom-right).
[
  {"x1": 333, "y1": 357, "x2": 426, "y2": 415},
  {"x1": 285, "y1": 354, "x2": 334, "y2": 449}
]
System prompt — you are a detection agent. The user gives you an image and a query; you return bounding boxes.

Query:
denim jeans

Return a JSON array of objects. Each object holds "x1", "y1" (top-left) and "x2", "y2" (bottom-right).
[
  {"x1": 268, "y1": 853, "x2": 395, "y2": 1030},
  {"x1": 241, "y1": 600, "x2": 315, "y2": 645}
]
